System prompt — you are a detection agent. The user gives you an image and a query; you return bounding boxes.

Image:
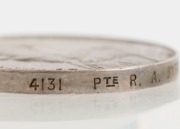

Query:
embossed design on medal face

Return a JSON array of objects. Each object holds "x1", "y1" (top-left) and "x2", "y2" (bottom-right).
[{"x1": 0, "y1": 38, "x2": 172, "y2": 71}]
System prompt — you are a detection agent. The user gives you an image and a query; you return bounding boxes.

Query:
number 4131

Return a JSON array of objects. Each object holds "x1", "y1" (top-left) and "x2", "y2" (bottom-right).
[{"x1": 29, "y1": 78, "x2": 62, "y2": 91}]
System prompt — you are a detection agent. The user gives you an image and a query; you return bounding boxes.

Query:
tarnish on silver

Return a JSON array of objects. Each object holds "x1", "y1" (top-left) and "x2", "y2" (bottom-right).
[{"x1": 0, "y1": 37, "x2": 178, "y2": 94}]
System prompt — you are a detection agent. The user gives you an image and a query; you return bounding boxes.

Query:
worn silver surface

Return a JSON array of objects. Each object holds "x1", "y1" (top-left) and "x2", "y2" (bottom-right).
[{"x1": 0, "y1": 37, "x2": 178, "y2": 94}]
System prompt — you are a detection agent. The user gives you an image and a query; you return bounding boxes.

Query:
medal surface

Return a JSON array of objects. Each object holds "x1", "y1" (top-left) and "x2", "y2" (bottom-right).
[{"x1": 0, "y1": 37, "x2": 178, "y2": 94}]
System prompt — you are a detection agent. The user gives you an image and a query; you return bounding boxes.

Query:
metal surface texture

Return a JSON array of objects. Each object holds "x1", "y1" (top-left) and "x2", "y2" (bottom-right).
[{"x1": 0, "y1": 36, "x2": 178, "y2": 94}]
